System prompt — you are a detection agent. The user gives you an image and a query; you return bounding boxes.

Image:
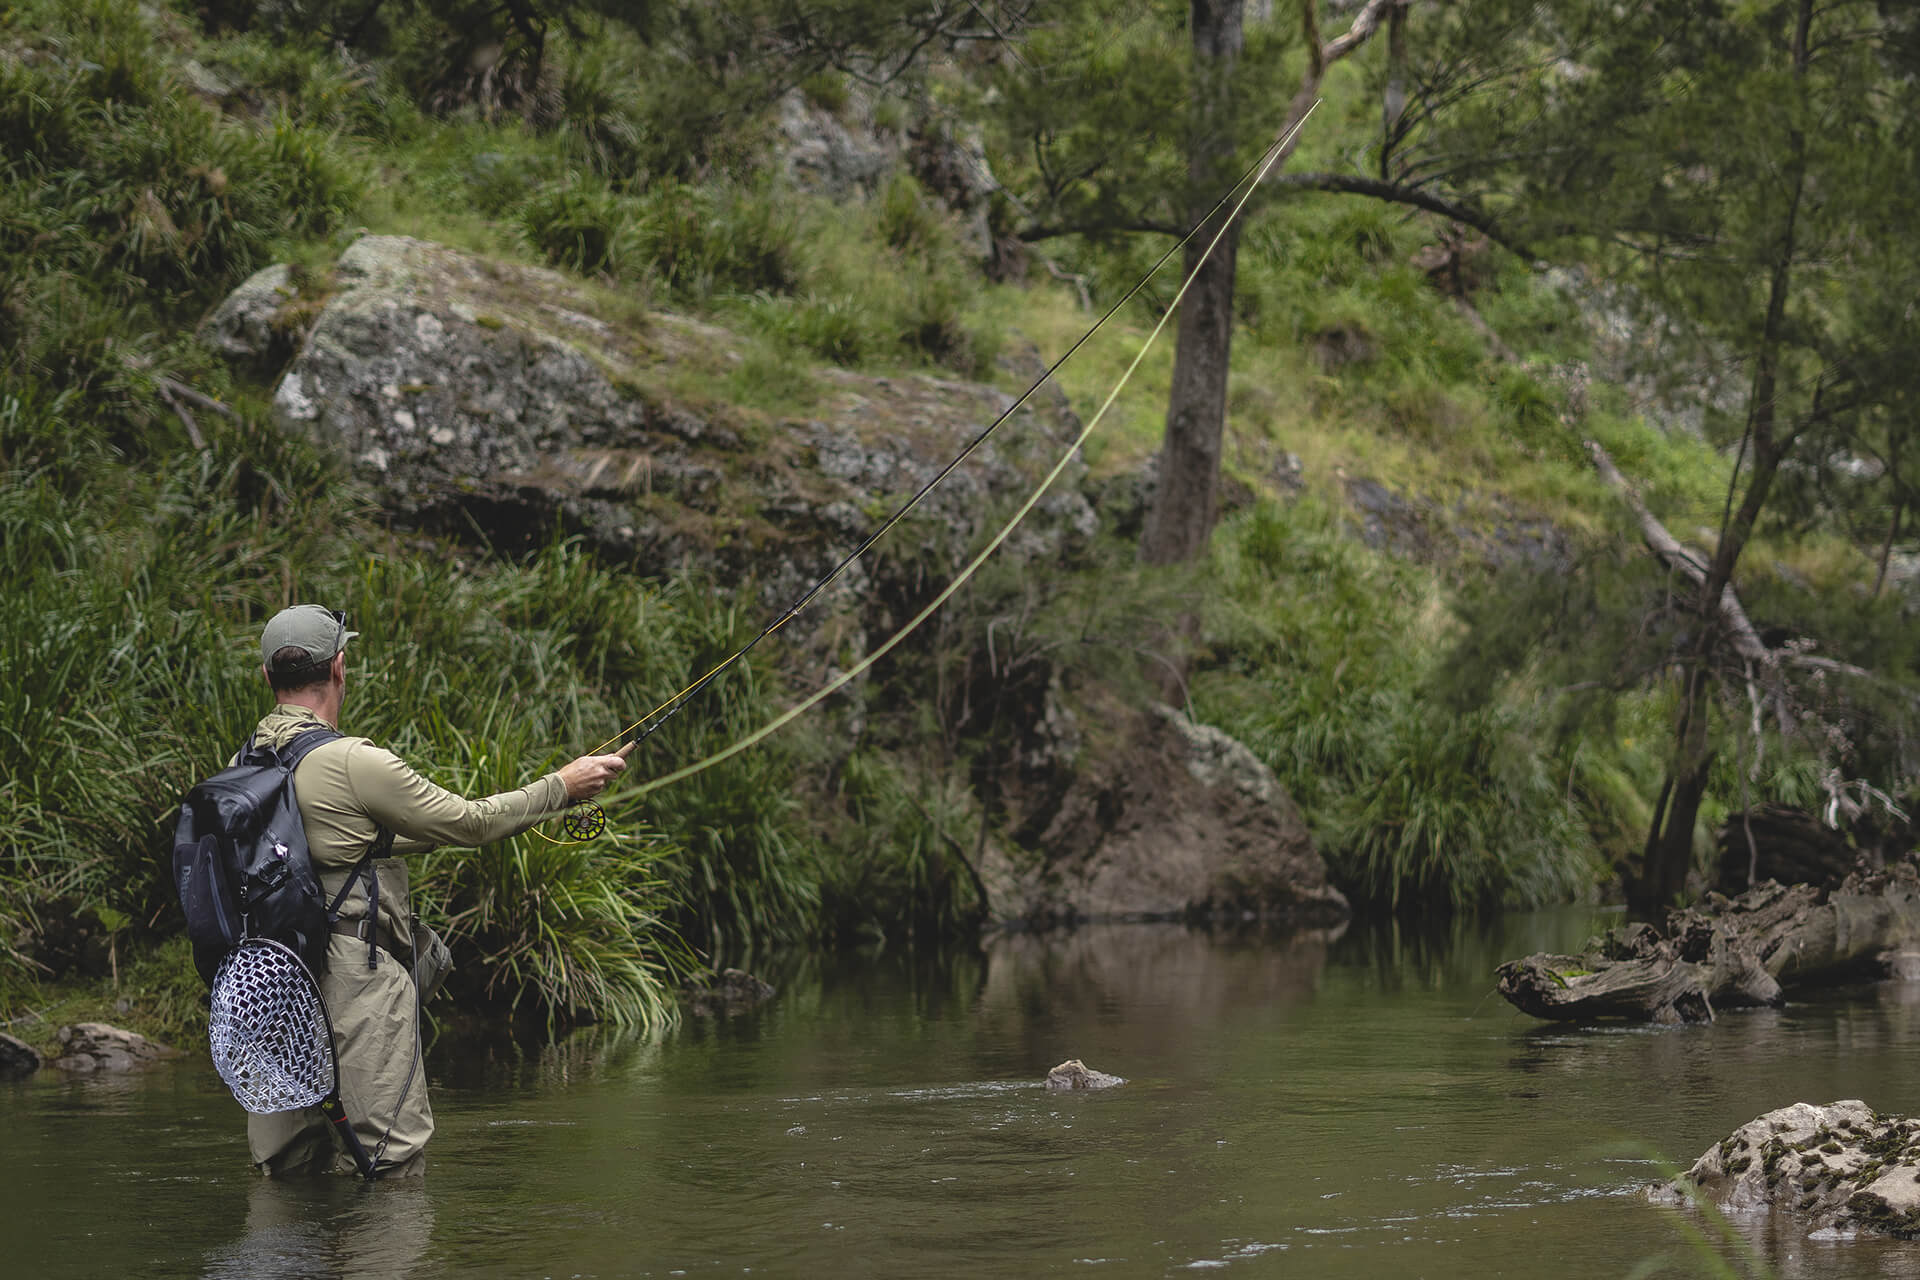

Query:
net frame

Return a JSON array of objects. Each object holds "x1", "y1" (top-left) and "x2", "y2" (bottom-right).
[{"x1": 208, "y1": 937, "x2": 339, "y2": 1115}]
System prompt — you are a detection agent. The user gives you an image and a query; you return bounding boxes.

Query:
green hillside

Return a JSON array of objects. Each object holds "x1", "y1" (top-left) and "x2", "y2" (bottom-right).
[{"x1": 4, "y1": 0, "x2": 1915, "y2": 1042}]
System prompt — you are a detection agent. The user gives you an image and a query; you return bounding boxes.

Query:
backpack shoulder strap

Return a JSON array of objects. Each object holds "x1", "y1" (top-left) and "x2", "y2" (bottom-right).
[{"x1": 278, "y1": 726, "x2": 342, "y2": 770}]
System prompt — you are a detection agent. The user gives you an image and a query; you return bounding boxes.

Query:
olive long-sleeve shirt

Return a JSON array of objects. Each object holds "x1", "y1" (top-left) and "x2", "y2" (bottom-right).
[{"x1": 247, "y1": 703, "x2": 569, "y2": 955}]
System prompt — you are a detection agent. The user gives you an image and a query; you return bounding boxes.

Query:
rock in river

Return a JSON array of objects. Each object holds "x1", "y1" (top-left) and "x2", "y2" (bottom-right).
[
  {"x1": 1657, "y1": 1100, "x2": 1920, "y2": 1239},
  {"x1": 681, "y1": 968, "x2": 777, "y2": 1018},
  {"x1": 49, "y1": 1023, "x2": 174, "y2": 1074},
  {"x1": 1046, "y1": 1059, "x2": 1124, "y2": 1091},
  {"x1": 0, "y1": 1031, "x2": 40, "y2": 1078}
]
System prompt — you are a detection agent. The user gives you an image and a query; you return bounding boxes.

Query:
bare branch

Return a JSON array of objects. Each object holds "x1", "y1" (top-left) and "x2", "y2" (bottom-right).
[
  {"x1": 1322, "y1": 0, "x2": 1400, "y2": 67},
  {"x1": 1266, "y1": 171, "x2": 1535, "y2": 259},
  {"x1": 1586, "y1": 441, "x2": 1771, "y2": 665},
  {"x1": 154, "y1": 381, "x2": 207, "y2": 452}
]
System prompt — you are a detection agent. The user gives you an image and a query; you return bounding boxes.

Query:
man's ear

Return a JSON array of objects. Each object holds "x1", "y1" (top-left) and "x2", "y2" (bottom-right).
[{"x1": 331, "y1": 651, "x2": 347, "y2": 683}]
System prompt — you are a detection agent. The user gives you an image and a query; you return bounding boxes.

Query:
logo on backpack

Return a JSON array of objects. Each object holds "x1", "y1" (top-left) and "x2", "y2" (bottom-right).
[{"x1": 173, "y1": 728, "x2": 343, "y2": 985}]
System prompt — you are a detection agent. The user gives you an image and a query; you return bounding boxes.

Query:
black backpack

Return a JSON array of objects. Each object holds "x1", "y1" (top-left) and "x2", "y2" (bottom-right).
[{"x1": 172, "y1": 728, "x2": 390, "y2": 985}]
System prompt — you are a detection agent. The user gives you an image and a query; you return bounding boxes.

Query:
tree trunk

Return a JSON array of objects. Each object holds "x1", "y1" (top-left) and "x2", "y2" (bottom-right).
[
  {"x1": 1635, "y1": 0, "x2": 1813, "y2": 910},
  {"x1": 1140, "y1": 0, "x2": 1401, "y2": 567},
  {"x1": 1140, "y1": 0, "x2": 1246, "y2": 568},
  {"x1": 1873, "y1": 474, "x2": 1904, "y2": 599},
  {"x1": 1639, "y1": 667, "x2": 1715, "y2": 910}
]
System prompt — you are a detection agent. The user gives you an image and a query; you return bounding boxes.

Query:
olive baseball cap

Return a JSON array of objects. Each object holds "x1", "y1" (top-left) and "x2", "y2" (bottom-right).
[{"x1": 260, "y1": 604, "x2": 357, "y2": 673}]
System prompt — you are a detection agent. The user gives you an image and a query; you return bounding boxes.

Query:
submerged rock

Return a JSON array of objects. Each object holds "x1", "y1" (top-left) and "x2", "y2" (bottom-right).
[
  {"x1": 681, "y1": 969, "x2": 776, "y2": 1018},
  {"x1": 1658, "y1": 1100, "x2": 1920, "y2": 1240},
  {"x1": 0, "y1": 1031, "x2": 40, "y2": 1078},
  {"x1": 1046, "y1": 1059, "x2": 1124, "y2": 1091},
  {"x1": 48, "y1": 1022, "x2": 174, "y2": 1074}
]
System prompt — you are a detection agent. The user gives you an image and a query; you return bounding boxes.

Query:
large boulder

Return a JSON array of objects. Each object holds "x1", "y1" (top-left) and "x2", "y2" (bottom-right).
[
  {"x1": 1658, "y1": 1100, "x2": 1920, "y2": 1239},
  {"x1": 979, "y1": 698, "x2": 1350, "y2": 926}
]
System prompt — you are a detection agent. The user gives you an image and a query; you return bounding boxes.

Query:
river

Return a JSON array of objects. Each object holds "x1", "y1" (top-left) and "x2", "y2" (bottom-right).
[{"x1": 5, "y1": 909, "x2": 1920, "y2": 1278}]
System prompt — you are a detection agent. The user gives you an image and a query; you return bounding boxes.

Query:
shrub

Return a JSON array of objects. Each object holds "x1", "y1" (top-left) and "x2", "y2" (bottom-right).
[
  {"x1": 518, "y1": 178, "x2": 631, "y2": 276},
  {"x1": 553, "y1": 39, "x2": 650, "y2": 183},
  {"x1": 631, "y1": 182, "x2": 798, "y2": 300},
  {"x1": 877, "y1": 173, "x2": 945, "y2": 257},
  {"x1": 816, "y1": 752, "x2": 984, "y2": 944},
  {"x1": 1198, "y1": 500, "x2": 1608, "y2": 912}
]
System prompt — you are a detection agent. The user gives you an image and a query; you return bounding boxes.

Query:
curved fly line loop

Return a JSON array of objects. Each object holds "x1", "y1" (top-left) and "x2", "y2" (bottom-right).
[{"x1": 543, "y1": 103, "x2": 1322, "y2": 841}]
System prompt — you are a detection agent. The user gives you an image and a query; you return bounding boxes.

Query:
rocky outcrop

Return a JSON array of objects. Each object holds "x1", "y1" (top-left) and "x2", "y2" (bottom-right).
[
  {"x1": 979, "y1": 697, "x2": 1350, "y2": 927},
  {"x1": 1045, "y1": 1059, "x2": 1124, "y2": 1090},
  {"x1": 48, "y1": 1022, "x2": 174, "y2": 1073},
  {"x1": 0, "y1": 1031, "x2": 40, "y2": 1078},
  {"x1": 1547, "y1": 266, "x2": 1744, "y2": 439},
  {"x1": 1657, "y1": 1101, "x2": 1920, "y2": 1240},
  {"x1": 775, "y1": 86, "x2": 898, "y2": 197},
  {"x1": 242, "y1": 236, "x2": 1092, "y2": 599},
  {"x1": 773, "y1": 87, "x2": 1006, "y2": 269}
]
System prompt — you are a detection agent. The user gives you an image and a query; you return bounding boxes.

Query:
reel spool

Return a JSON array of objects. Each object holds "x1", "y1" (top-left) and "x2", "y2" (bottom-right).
[{"x1": 562, "y1": 801, "x2": 606, "y2": 841}]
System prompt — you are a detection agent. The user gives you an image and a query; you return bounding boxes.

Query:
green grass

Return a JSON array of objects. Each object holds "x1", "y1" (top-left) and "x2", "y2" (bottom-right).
[{"x1": 1196, "y1": 498, "x2": 1611, "y2": 911}]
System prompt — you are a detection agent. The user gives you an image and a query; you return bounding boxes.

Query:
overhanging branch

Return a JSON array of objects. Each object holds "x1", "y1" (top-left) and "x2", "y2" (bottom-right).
[{"x1": 1267, "y1": 172, "x2": 1535, "y2": 260}]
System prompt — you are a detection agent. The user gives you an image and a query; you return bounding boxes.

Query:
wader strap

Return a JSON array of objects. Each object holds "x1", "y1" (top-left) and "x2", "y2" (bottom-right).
[{"x1": 325, "y1": 826, "x2": 397, "y2": 970}]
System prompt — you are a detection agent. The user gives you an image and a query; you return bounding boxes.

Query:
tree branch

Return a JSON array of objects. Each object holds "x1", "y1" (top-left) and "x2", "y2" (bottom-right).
[
  {"x1": 1019, "y1": 219, "x2": 1184, "y2": 243},
  {"x1": 1586, "y1": 440, "x2": 1771, "y2": 665},
  {"x1": 1266, "y1": 171, "x2": 1535, "y2": 259}
]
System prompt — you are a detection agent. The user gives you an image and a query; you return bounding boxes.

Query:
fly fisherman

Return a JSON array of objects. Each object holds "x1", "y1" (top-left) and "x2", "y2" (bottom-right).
[{"x1": 243, "y1": 604, "x2": 631, "y2": 1176}]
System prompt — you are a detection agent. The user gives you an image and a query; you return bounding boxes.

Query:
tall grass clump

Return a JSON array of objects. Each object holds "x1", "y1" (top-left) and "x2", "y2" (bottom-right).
[
  {"x1": 815, "y1": 752, "x2": 985, "y2": 945},
  {"x1": 1197, "y1": 499, "x2": 1608, "y2": 911},
  {"x1": 408, "y1": 697, "x2": 686, "y2": 1030},
  {"x1": 517, "y1": 177, "x2": 632, "y2": 276},
  {"x1": 740, "y1": 176, "x2": 1001, "y2": 377},
  {"x1": 613, "y1": 581, "x2": 822, "y2": 959}
]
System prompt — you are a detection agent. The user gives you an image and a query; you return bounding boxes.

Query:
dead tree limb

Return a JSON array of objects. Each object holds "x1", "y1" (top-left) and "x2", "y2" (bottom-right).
[
  {"x1": 1497, "y1": 866, "x2": 1920, "y2": 1023},
  {"x1": 154, "y1": 382, "x2": 206, "y2": 452}
]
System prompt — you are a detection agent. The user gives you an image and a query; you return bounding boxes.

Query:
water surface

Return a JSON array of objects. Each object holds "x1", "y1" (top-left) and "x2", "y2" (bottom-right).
[{"x1": 7, "y1": 910, "x2": 1920, "y2": 1278}]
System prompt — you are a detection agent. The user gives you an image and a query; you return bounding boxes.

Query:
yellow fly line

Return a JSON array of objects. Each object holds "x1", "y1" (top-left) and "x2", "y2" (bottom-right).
[{"x1": 586, "y1": 102, "x2": 1325, "y2": 810}]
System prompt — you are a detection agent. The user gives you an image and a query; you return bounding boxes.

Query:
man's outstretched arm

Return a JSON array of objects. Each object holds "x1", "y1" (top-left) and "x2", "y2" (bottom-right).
[{"x1": 349, "y1": 741, "x2": 634, "y2": 850}]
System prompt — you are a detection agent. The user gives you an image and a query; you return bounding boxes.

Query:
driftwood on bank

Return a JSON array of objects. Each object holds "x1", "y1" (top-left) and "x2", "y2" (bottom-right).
[{"x1": 1496, "y1": 862, "x2": 1920, "y2": 1024}]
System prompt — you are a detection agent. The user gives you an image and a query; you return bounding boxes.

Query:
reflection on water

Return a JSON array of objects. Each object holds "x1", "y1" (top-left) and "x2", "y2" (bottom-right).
[
  {"x1": 202, "y1": 1179, "x2": 434, "y2": 1280},
  {"x1": 6, "y1": 910, "x2": 1920, "y2": 1278}
]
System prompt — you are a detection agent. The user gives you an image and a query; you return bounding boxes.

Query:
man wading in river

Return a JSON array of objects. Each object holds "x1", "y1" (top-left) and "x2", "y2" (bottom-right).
[{"x1": 243, "y1": 605, "x2": 631, "y2": 1176}]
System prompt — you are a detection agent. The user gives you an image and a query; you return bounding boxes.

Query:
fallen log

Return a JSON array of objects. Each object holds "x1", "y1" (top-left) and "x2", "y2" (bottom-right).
[{"x1": 1496, "y1": 861, "x2": 1920, "y2": 1023}]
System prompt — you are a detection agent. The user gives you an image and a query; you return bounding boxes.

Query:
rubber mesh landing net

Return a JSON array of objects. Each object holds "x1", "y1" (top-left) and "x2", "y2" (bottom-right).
[{"x1": 208, "y1": 938, "x2": 336, "y2": 1114}]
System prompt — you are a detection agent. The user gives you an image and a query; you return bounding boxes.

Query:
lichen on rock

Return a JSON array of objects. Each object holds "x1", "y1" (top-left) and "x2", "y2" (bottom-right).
[
  {"x1": 1045, "y1": 1058, "x2": 1124, "y2": 1091},
  {"x1": 48, "y1": 1022, "x2": 174, "y2": 1074},
  {"x1": 1658, "y1": 1100, "x2": 1920, "y2": 1240}
]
